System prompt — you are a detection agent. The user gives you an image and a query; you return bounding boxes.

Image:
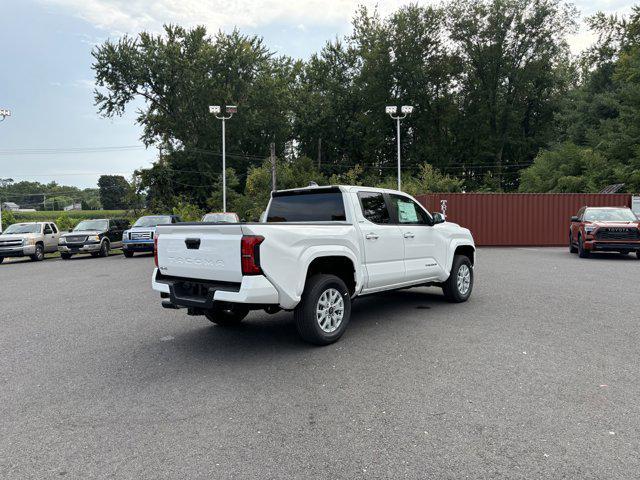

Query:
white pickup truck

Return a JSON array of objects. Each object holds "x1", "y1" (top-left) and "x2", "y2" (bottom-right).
[{"x1": 152, "y1": 185, "x2": 475, "y2": 345}]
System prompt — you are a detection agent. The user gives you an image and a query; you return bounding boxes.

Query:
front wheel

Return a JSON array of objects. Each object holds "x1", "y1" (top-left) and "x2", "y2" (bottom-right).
[
  {"x1": 294, "y1": 274, "x2": 351, "y2": 345},
  {"x1": 205, "y1": 303, "x2": 249, "y2": 326},
  {"x1": 636, "y1": 251, "x2": 640, "y2": 260},
  {"x1": 0, "y1": 257, "x2": 4, "y2": 264},
  {"x1": 60, "y1": 253, "x2": 72, "y2": 260},
  {"x1": 578, "y1": 235, "x2": 590, "y2": 258},
  {"x1": 442, "y1": 255, "x2": 473, "y2": 303},
  {"x1": 98, "y1": 241, "x2": 110, "y2": 258},
  {"x1": 30, "y1": 244, "x2": 44, "y2": 262},
  {"x1": 569, "y1": 233, "x2": 578, "y2": 253},
  {"x1": 123, "y1": 250, "x2": 134, "y2": 258}
]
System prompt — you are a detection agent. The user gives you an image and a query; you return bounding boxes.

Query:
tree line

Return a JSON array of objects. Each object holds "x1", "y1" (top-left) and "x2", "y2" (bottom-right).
[{"x1": 90, "y1": 0, "x2": 640, "y2": 219}]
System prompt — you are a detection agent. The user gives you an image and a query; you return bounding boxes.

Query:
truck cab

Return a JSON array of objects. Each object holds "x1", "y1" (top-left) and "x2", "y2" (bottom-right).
[{"x1": 152, "y1": 185, "x2": 475, "y2": 345}]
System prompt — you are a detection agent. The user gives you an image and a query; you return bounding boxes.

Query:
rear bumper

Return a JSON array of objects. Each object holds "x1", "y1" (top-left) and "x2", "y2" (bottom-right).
[
  {"x1": 585, "y1": 240, "x2": 640, "y2": 251},
  {"x1": 151, "y1": 268, "x2": 279, "y2": 307},
  {"x1": 0, "y1": 245, "x2": 35, "y2": 257}
]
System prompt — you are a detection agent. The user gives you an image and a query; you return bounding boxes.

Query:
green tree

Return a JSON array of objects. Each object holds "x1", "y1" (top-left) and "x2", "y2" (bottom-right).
[
  {"x1": 448, "y1": 0, "x2": 577, "y2": 190},
  {"x1": 98, "y1": 175, "x2": 130, "y2": 209},
  {"x1": 93, "y1": 25, "x2": 299, "y2": 208}
]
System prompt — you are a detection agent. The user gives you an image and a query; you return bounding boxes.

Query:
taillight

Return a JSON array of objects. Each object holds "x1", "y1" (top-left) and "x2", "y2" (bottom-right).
[
  {"x1": 154, "y1": 236, "x2": 159, "y2": 267},
  {"x1": 241, "y1": 235, "x2": 264, "y2": 275}
]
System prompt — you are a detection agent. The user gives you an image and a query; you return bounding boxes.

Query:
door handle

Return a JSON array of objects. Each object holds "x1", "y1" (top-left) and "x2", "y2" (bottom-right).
[
  {"x1": 404, "y1": 232, "x2": 415, "y2": 239},
  {"x1": 365, "y1": 233, "x2": 379, "y2": 240}
]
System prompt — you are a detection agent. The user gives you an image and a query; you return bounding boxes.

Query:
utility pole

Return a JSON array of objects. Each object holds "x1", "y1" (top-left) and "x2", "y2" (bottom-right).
[
  {"x1": 209, "y1": 105, "x2": 237, "y2": 212},
  {"x1": 385, "y1": 105, "x2": 414, "y2": 191},
  {"x1": 270, "y1": 142, "x2": 276, "y2": 192},
  {"x1": 317, "y1": 138, "x2": 322, "y2": 170}
]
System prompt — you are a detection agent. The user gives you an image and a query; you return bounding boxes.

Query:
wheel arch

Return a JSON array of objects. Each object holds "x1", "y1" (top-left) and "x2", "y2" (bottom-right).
[{"x1": 305, "y1": 255, "x2": 357, "y2": 295}]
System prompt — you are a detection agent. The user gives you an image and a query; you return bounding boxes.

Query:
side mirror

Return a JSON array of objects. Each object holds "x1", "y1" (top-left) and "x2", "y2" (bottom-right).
[
  {"x1": 571, "y1": 216, "x2": 580, "y2": 223},
  {"x1": 433, "y1": 212, "x2": 446, "y2": 224}
]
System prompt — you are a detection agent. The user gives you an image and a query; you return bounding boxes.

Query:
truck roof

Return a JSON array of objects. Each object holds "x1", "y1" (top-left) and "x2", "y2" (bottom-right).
[{"x1": 273, "y1": 184, "x2": 407, "y2": 196}]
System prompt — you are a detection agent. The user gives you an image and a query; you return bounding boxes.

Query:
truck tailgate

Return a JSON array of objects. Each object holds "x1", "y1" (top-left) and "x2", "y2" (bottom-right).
[{"x1": 156, "y1": 224, "x2": 243, "y2": 282}]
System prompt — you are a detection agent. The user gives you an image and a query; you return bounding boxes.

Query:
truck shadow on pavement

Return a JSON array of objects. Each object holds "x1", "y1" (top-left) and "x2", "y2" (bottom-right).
[{"x1": 167, "y1": 287, "x2": 450, "y2": 358}]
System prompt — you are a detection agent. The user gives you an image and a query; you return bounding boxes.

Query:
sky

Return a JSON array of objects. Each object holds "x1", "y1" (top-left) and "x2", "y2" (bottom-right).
[{"x1": 0, "y1": 0, "x2": 636, "y2": 189}]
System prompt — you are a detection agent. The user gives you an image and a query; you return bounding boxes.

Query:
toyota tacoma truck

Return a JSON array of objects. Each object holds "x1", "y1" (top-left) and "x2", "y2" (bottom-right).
[
  {"x1": 152, "y1": 185, "x2": 476, "y2": 345},
  {"x1": 0, "y1": 222, "x2": 60, "y2": 263}
]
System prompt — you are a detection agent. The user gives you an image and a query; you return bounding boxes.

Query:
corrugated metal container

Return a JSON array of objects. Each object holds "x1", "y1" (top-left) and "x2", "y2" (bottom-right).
[{"x1": 415, "y1": 193, "x2": 632, "y2": 246}]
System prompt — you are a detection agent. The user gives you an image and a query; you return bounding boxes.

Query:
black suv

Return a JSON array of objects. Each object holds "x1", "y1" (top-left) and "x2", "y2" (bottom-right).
[{"x1": 58, "y1": 218, "x2": 130, "y2": 260}]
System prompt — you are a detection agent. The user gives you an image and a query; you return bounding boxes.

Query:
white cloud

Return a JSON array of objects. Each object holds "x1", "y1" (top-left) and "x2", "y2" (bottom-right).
[
  {"x1": 41, "y1": 0, "x2": 413, "y2": 35},
  {"x1": 41, "y1": 0, "x2": 637, "y2": 52}
]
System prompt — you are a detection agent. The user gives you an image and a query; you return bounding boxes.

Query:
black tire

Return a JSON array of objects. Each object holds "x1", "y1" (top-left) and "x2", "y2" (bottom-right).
[
  {"x1": 30, "y1": 244, "x2": 44, "y2": 262},
  {"x1": 0, "y1": 257, "x2": 4, "y2": 264},
  {"x1": 569, "y1": 233, "x2": 578, "y2": 253},
  {"x1": 98, "y1": 240, "x2": 109, "y2": 258},
  {"x1": 123, "y1": 250, "x2": 134, "y2": 258},
  {"x1": 442, "y1": 255, "x2": 474, "y2": 303},
  {"x1": 60, "y1": 253, "x2": 72, "y2": 260},
  {"x1": 636, "y1": 251, "x2": 640, "y2": 260},
  {"x1": 294, "y1": 274, "x2": 351, "y2": 346},
  {"x1": 578, "y1": 234, "x2": 590, "y2": 258},
  {"x1": 205, "y1": 303, "x2": 249, "y2": 326}
]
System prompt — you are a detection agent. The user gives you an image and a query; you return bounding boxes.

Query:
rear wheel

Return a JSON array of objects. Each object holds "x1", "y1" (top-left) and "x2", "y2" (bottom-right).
[
  {"x1": 578, "y1": 234, "x2": 590, "y2": 258},
  {"x1": 442, "y1": 255, "x2": 474, "y2": 302},
  {"x1": 205, "y1": 303, "x2": 249, "y2": 326},
  {"x1": 123, "y1": 250, "x2": 134, "y2": 258},
  {"x1": 569, "y1": 233, "x2": 578, "y2": 253},
  {"x1": 0, "y1": 257, "x2": 4, "y2": 264},
  {"x1": 60, "y1": 253, "x2": 72, "y2": 260},
  {"x1": 294, "y1": 274, "x2": 351, "y2": 345},
  {"x1": 636, "y1": 251, "x2": 640, "y2": 260},
  {"x1": 30, "y1": 244, "x2": 44, "y2": 261}
]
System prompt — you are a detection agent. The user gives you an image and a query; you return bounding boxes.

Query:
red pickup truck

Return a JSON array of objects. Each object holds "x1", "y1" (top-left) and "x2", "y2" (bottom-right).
[{"x1": 570, "y1": 206, "x2": 640, "y2": 259}]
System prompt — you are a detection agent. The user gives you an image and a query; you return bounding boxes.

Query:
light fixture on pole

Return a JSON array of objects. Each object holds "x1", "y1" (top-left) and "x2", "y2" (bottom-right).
[
  {"x1": 209, "y1": 105, "x2": 237, "y2": 212},
  {"x1": 0, "y1": 109, "x2": 11, "y2": 122},
  {"x1": 385, "y1": 104, "x2": 413, "y2": 191}
]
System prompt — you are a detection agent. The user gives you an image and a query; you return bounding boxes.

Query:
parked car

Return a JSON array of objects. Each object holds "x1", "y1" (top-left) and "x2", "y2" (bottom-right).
[
  {"x1": 201, "y1": 212, "x2": 240, "y2": 223},
  {"x1": 570, "y1": 206, "x2": 640, "y2": 258},
  {"x1": 0, "y1": 222, "x2": 60, "y2": 263},
  {"x1": 58, "y1": 218, "x2": 130, "y2": 259},
  {"x1": 152, "y1": 185, "x2": 476, "y2": 345},
  {"x1": 122, "y1": 215, "x2": 181, "y2": 258}
]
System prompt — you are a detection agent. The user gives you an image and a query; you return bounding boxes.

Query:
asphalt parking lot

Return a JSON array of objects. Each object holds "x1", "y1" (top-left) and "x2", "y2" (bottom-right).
[{"x1": 1, "y1": 248, "x2": 639, "y2": 479}]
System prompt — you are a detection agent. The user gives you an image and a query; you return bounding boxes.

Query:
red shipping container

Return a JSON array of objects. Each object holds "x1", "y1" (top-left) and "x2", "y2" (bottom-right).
[{"x1": 415, "y1": 193, "x2": 632, "y2": 246}]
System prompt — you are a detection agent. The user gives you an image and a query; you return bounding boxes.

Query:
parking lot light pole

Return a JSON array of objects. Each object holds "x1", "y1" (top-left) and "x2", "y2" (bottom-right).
[
  {"x1": 0, "y1": 110, "x2": 11, "y2": 231},
  {"x1": 385, "y1": 105, "x2": 413, "y2": 191},
  {"x1": 209, "y1": 105, "x2": 237, "y2": 213}
]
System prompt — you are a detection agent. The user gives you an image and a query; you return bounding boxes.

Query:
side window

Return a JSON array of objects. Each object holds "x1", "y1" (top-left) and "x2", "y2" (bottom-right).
[
  {"x1": 51, "y1": 224, "x2": 58, "y2": 233},
  {"x1": 44, "y1": 224, "x2": 53, "y2": 234},
  {"x1": 389, "y1": 195, "x2": 431, "y2": 225},
  {"x1": 358, "y1": 192, "x2": 390, "y2": 224}
]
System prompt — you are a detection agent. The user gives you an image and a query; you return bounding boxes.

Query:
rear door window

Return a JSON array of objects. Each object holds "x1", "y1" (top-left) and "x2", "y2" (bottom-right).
[
  {"x1": 267, "y1": 189, "x2": 346, "y2": 222},
  {"x1": 358, "y1": 192, "x2": 390, "y2": 224}
]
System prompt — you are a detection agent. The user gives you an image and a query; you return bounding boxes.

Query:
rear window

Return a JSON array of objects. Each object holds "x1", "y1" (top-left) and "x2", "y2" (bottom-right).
[{"x1": 267, "y1": 189, "x2": 346, "y2": 222}]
